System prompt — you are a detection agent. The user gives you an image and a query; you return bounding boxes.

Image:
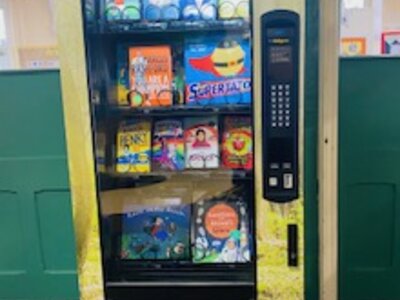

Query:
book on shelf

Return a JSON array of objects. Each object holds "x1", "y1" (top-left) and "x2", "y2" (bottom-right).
[
  {"x1": 184, "y1": 117, "x2": 219, "y2": 169},
  {"x1": 222, "y1": 116, "x2": 253, "y2": 170},
  {"x1": 121, "y1": 203, "x2": 191, "y2": 260},
  {"x1": 184, "y1": 34, "x2": 252, "y2": 106},
  {"x1": 129, "y1": 45, "x2": 173, "y2": 107},
  {"x1": 192, "y1": 186, "x2": 252, "y2": 263},
  {"x1": 116, "y1": 119, "x2": 152, "y2": 173},
  {"x1": 152, "y1": 119, "x2": 185, "y2": 171}
]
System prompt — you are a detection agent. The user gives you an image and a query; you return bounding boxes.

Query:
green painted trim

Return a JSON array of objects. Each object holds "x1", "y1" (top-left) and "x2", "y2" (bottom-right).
[{"x1": 0, "y1": 69, "x2": 60, "y2": 75}]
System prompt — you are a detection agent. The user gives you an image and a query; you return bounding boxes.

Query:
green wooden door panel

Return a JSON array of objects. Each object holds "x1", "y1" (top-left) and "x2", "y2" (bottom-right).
[
  {"x1": 35, "y1": 190, "x2": 77, "y2": 271},
  {"x1": 339, "y1": 58, "x2": 400, "y2": 300},
  {"x1": 0, "y1": 71, "x2": 79, "y2": 300},
  {"x1": 0, "y1": 190, "x2": 25, "y2": 272}
]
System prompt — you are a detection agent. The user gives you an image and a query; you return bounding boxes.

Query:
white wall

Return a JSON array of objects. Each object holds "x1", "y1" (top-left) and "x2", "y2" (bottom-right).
[{"x1": 341, "y1": 0, "x2": 400, "y2": 56}]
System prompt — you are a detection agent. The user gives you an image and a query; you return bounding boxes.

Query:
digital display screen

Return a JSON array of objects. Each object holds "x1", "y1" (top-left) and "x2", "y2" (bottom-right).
[
  {"x1": 269, "y1": 46, "x2": 292, "y2": 64},
  {"x1": 267, "y1": 28, "x2": 294, "y2": 38},
  {"x1": 267, "y1": 45, "x2": 293, "y2": 80}
]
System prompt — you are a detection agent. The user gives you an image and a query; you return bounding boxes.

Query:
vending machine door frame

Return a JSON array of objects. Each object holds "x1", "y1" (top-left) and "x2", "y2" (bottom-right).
[
  {"x1": 318, "y1": 1, "x2": 340, "y2": 300},
  {"x1": 55, "y1": 0, "x2": 339, "y2": 299}
]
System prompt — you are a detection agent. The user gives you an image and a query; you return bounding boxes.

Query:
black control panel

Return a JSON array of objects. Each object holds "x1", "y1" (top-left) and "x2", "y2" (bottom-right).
[{"x1": 261, "y1": 10, "x2": 300, "y2": 203}]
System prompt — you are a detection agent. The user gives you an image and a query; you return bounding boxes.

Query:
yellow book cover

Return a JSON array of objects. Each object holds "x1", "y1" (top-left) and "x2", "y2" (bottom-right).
[{"x1": 116, "y1": 119, "x2": 152, "y2": 173}]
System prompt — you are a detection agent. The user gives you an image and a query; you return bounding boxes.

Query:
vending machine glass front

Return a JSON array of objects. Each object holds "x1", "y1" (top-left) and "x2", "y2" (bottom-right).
[{"x1": 81, "y1": 1, "x2": 256, "y2": 299}]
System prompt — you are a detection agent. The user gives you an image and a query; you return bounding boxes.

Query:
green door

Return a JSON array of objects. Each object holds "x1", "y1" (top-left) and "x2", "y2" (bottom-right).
[
  {"x1": 339, "y1": 58, "x2": 400, "y2": 300},
  {"x1": 0, "y1": 71, "x2": 79, "y2": 300}
]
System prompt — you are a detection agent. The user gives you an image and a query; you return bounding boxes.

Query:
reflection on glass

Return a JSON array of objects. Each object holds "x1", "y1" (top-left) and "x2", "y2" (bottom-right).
[{"x1": 82, "y1": 0, "x2": 255, "y2": 290}]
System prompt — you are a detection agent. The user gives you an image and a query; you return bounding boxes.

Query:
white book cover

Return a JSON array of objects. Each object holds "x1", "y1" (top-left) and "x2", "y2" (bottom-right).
[{"x1": 184, "y1": 117, "x2": 219, "y2": 169}]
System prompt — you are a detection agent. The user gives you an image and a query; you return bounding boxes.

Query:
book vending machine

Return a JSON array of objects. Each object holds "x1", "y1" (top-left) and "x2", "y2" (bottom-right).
[{"x1": 57, "y1": 0, "x2": 318, "y2": 299}]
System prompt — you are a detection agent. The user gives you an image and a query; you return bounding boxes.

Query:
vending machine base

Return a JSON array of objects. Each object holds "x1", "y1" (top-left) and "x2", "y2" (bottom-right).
[{"x1": 108, "y1": 285, "x2": 255, "y2": 300}]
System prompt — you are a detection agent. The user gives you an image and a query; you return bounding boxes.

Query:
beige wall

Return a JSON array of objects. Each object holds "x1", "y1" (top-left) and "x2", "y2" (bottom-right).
[
  {"x1": 6, "y1": 0, "x2": 57, "y2": 68},
  {"x1": 383, "y1": 0, "x2": 400, "y2": 30},
  {"x1": 9, "y1": 0, "x2": 56, "y2": 47}
]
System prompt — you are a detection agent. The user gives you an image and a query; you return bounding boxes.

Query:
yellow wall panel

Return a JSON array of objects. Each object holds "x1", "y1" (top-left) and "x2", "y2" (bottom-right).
[{"x1": 55, "y1": 0, "x2": 104, "y2": 299}]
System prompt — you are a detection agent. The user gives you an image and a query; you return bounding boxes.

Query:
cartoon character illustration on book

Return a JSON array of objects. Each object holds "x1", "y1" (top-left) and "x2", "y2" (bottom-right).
[
  {"x1": 153, "y1": 120, "x2": 185, "y2": 171},
  {"x1": 121, "y1": 205, "x2": 191, "y2": 260},
  {"x1": 222, "y1": 116, "x2": 253, "y2": 169},
  {"x1": 182, "y1": 0, "x2": 217, "y2": 20},
  {"x1": 193, "y1": 186, "x2": 251, "y2": 263},
  {"x1": 185, "y1": 35, "x2": 251, "y2": 105},
  {"x1": 184, "y1": 117, "x2": 219, "y2": 169},
  {"x1": 189, "y1": 40, "x2": 245, "y2": 77}
]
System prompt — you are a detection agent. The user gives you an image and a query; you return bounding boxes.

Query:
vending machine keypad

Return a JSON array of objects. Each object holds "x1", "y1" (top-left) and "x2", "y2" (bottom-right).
[
  {"x1": 270, "y1": 83, "x2": 292, "y2": 128},
  {"x1": 262, "y1": 10, "x2": 300, "y2": 203}
]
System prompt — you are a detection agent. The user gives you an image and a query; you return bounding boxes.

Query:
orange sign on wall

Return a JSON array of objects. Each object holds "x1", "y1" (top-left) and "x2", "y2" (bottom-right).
[{"x1": 341, "y1": 37, "x2": 366, "y2": 56}]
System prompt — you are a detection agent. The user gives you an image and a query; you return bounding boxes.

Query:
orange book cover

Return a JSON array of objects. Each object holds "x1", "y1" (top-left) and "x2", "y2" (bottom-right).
[{"x1": 129, "y1": 46, "x2": 173, "y2": 107}]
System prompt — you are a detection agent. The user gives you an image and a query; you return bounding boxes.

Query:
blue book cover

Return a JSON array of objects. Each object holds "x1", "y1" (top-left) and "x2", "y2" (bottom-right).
[
  {"x1": 184, "y1": 34, "x2": 252, "y2": 106},
  {"x1": 181, "y1": 0, "x2": 217, "y2": 20},
  {"x1": 193, "y1": 187, "x2": 252, "y2": 263},
  {"x1": 143, "y1": 0, "x2": 181, "y2": 21},
  {"x1": 121, "y1": 204, "x2": 191, "y2": 260}
]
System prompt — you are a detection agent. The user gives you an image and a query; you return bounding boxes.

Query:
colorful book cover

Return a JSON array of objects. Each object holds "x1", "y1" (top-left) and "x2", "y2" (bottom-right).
[
  {"x1": 152, "y1": 119, "x2": 185, "y2": 171},
  {"x1": 129, "y1": 46, "x2": 173, "y2": 107},
  {"x1": 184, "y1": 117, "x2": 219, "y2": 169},
  {"x1": 116, "y1": 119, "x2": 151, "y2": 173},
  {"x1": 184, "y1": 35, "x2": 252, "y2": 106},
  {"x1": 181, "y1": 0, "x2": 217, "y2": 20},
  {"x1": 105, "y1": 0, "x2": 141, "y2": 21},
  {"x1": 116, "y1": 44, "x2": 130, "y2": 105},
  {"x1": 193, "y1": 188, "x2": 252, "y2": 263},
  {"x1": 143, "y1": 0, "x2": 181, "y2": 21},
  {"x1": 218, "y1": 0, "x2": 250, "y2": 20},
  {"x1": 222, "y1": 116, "x2": 253, "y2": 170},
  {"x1": 121, "y1": 204, "x2": 191, "y2": 260}
]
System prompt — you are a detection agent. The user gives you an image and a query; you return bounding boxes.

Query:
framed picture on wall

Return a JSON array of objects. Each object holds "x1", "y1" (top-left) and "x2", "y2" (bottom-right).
[
  {"x1": 341, "y1": 37, "x2": 366, "y2": 56},
  {"x1": 382, "y1": 32, "x2": 400, "y2": 55}
]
